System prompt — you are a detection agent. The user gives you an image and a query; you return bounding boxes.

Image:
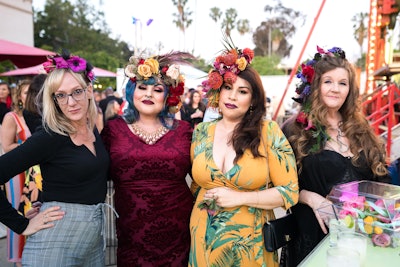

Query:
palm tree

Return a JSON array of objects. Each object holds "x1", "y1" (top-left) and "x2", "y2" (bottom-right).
[
  {"x1": 237, "y1": 19, "x2": 250, "y2": 36},
  {"x1": 209, "y1": 7, "x2": 222, "y2": 24},
  {"x1": 172, "y1": 0, "x2": 193, "y2": 50},
  {"x1": 352, "y1": 12, "x2": 368, "y2": 64},
  {"x1": 210, "y1": 7, "x2": 222, "y2": 49},
  {"x1": 221, "y1": 8, "x2": 238, "y2": 37}
]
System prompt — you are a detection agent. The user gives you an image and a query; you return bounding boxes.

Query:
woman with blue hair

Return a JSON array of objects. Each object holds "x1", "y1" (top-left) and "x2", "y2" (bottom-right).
[{"x1": 101, "y1": 51, "x2": 195, "y2": 266}]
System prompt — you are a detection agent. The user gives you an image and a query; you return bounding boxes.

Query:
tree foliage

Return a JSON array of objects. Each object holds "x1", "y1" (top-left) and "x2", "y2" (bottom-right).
[
  {"x1": 221, "y1": 8, "x2": 238, "y2": 37},
  {"x1": 352, "y1": 12, "x2": 368, "y2": 69},
  {"x1": 251, "y1": 55, "x2": 285, "y2": 75},
  {"x1": 253, "y1": 0, "x2": 305, "y2": 58},
  {"x1": 172, "y1": 0, "x2": 193, "y2": 33},
  {"x1": 33, "y1": 0, "x2": 135, "y2": 88},
  {"x1": 209, "y1": 7, "x2": 222, "y2": 24},
  {"x1": 237, "y1": 19, "x2": 251, "y2": 36}
]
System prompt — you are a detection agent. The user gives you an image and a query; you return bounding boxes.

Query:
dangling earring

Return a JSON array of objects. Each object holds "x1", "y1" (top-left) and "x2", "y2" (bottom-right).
[
  {"x1": 18, "y1": 100, "x2": 23, "y2": 110},
  {"x1": 249, "y1": 104, "x2": 253, "y2": 115}
]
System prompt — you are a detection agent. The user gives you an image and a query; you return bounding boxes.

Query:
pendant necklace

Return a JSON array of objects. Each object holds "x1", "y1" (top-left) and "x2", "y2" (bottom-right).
[
  {"x1": 332, "y1": 121, "x2": 349, "y2": 153},
  {"x1": 130, "y1": 123, "x2": 169, "y2": 145}
]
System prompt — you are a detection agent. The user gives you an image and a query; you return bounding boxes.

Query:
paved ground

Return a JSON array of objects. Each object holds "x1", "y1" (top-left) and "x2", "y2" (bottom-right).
[{"x1": 0, "y1": 235, "x2": 14, "y2": 267}]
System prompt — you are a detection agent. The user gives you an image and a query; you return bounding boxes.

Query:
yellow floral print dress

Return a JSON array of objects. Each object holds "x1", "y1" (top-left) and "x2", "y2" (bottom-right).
[{"x1": 189, "y1": 120, "x2": 299, "y2": 267}]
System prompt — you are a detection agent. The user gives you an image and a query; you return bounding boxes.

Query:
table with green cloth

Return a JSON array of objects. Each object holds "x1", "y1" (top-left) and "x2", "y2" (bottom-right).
[{"x1": 298, "y1": 234, "x2": 400, "y2": 266}]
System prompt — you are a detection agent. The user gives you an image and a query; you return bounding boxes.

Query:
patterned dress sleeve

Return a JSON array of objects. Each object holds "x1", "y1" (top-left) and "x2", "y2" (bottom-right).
[
  {"x1": 264, "y1": 121, "x2": 299, "y2": 209},
  {"x1": 189, "y1": 122, "x2": 201, "y2": 196}
]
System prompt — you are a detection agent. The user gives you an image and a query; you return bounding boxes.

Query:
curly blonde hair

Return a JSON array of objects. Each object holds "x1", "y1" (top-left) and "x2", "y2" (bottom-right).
[{"x1": 283, "y1": 56, "x2": 387, "y2": 177}]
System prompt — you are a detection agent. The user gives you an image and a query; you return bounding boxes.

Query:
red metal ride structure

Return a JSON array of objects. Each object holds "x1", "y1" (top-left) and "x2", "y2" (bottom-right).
[{"x1": 363, "y1": 0, "x2": 400, "y2": 163}]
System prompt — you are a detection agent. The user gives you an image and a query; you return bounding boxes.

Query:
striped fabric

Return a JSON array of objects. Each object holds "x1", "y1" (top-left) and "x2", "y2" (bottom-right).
[{"x1": 5, "y1": 172, "x2": 25, "y2": 263}]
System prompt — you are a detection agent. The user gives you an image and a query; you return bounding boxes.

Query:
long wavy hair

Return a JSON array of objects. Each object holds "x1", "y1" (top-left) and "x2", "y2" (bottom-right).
[
  {"x1": 284, "y1": 56, "x2": 387, "y2": 177},
  {"x1": 227, "y1": 66, "x2": 266, "y2": 163}
]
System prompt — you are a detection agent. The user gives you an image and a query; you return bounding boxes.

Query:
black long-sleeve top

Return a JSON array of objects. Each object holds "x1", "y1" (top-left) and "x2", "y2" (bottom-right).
[{"x1": 0, "y1": 127, "x2": 109, "y2": 234}]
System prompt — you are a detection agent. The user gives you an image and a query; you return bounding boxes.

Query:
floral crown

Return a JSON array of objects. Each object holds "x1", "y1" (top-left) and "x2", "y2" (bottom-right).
[
  {"x1": 124, "y1": 51, "x2": 194, "y2": 113},
  {"x1": 294, "y1": 46, "x2": 346, "y2": 152},
  {"x1": 202, "y1": 37, "x2": 255, "y2": 108},
  {"x1": 43, "y1": 50, "x2": 95, "y2": 82},
  {"x1": 294, "y1": 46, "x2": 346, "y2": 105}
]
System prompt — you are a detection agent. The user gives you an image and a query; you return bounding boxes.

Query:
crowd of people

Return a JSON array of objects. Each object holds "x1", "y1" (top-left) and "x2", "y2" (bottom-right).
[{"x1": 0, "y1": 43, "x2": 397, "y2": 267}]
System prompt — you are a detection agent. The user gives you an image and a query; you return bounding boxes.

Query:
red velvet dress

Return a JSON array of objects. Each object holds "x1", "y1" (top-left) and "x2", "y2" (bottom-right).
[{"x1": 101, "y1": 117, "x2": 194, "y2": 267}]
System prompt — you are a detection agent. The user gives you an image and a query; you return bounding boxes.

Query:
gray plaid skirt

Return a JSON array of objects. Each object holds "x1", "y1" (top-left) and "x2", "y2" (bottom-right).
[{"x1": 22, "y1": 201, "x2": 110, "y2": 267}]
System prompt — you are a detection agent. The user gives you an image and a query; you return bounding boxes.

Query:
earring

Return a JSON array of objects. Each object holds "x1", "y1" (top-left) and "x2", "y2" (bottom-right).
[
  {"x1": 18, "y1": 100, "x2": 23, "y2": 110},
  {"x1": 249, "y1": 104, "x2": 253, "y2": 115}
]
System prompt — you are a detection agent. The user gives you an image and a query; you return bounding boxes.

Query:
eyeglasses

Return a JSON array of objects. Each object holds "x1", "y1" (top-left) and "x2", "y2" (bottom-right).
[{"x1": 53, "y1": 88, "x2": 87, "y2": 105}]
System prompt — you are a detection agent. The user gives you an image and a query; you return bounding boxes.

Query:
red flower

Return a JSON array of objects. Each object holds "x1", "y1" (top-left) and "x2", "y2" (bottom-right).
[
  {"x1": 161, "y1": 66, "x2": 169, "y2": 74},
  {"x1": 296, "y1": 111, "x2": 315, "y2": 130},
  {"x1": 302, "y1": 65, "x2": 315, "y2": 83},
  {"x1": 169, "y1": 83, "x2": 184, "y2": 96},
  {"x1": 166, "y1": 95, "x2": 180, "y2": 106},
  {"x1": 296, "y1": 111, "x2": 308, "y2": 125},
  {"x1": 208, "y1": 71, "x2": 223, "y2": 89},
  {"x1": 243, "y1": 48, "x2": 254, "y2": 62},
  {"x1": 223, "y1": 71, "x2": 237, "y2": 84},
  {"x1": 221, "y1": 53, "x2": 237, "y2": 66}
]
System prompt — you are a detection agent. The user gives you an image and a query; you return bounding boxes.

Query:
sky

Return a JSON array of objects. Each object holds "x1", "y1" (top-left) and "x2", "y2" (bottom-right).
[{"x1": 33, "y1": 0, "x2": 371, "y2": 66}]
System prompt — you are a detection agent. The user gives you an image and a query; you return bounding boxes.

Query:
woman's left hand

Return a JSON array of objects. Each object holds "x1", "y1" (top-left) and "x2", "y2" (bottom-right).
[{"x1": 205, "y1": 187, "x2": 240, "y2": 208}]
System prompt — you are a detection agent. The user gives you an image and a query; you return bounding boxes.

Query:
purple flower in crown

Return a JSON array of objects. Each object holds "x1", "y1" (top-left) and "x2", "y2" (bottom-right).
[
  {"x1": 302, "y1": 85, "x2": 311, "y2": 98},
  {"x1": 67, "y1": 56, "x2": 87, "y2": 72},
  {"x1": 54, "y1": 57, "x2": 69, "y2": 69}
]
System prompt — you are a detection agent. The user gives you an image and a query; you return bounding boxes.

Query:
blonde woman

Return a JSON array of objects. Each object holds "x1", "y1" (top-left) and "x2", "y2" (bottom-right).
[{"x1": 0, "y1": 51, "x2": 109, "y2": 266}]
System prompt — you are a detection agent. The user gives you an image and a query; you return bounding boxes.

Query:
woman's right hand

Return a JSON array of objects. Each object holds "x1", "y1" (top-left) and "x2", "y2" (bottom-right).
[
  {"x1": 299, "y1": 190, "x2": 330, "y2": 234},
  {"x1": 22, "y1": 206, "x2": 65, "y2": 236}
]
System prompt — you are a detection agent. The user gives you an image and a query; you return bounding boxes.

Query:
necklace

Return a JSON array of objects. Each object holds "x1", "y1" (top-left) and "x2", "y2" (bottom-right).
[
  {"x1": 329, "y1": 121, "x2": 349, "y2": 153},
  {"x1": 130, "y1": 123, "x2": 169, "y2": 145}
]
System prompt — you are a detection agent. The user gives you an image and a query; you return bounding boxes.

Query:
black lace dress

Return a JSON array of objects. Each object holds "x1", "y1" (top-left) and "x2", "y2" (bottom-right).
[{"x1": 288, "y1": 150, "x2": 389, "y2": 266}]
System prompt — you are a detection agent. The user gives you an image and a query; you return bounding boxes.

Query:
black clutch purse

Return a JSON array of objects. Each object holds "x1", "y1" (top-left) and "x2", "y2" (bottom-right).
[{"x1": 262, "y1": 211, "x2": 297, "y2": 252}]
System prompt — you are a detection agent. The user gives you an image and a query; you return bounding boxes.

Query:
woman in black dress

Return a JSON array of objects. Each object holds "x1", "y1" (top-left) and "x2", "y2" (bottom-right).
[{"x1": 281, "y1": 46, "x2": 390, "y2": 266}]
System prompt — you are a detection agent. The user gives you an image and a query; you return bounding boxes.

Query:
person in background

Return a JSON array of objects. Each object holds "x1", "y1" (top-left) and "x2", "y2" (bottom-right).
[
  {"x1": 189, "y1": 42, "x2": 299, "y2": 266},
  {"x1": 0, "y1": 81, "x2": 12, "y2": 125},
  {"x1": 93, "y1": 89, "x2": 104, "y2": 132},
  {"x1": 0, "y1": 50, "x2": 110, "y2": 266},
  {"x1": 0, "y1": 80, "x2": 12, "y2": 240},
  {"x1": 265, "y1": 96, "x2": 273, "y2": 120},
  {"x1": 1, "y1": 78, "x2": 32, "y2": 267},
  {"x1": 23, "y1": 74, "x2": 47, "y2": 133},
  {"x1": 98, "y1": 86, "x2": 123, "y2": 123},
  {"x1": 388, "y1": 158, "x2": 400, "y2": 185},
  {"x1": 101, "y1": 51, "x2": 195, "y2": 266},
  {"x1": 181, "y1": 90, "x2": 206, "y2": 128},
  {"x1": 281, "y1": 46, "x2": 390, "y2": 266},
  {"x1": 104, "y1": 99, "x2": 120, "y2": 123}
]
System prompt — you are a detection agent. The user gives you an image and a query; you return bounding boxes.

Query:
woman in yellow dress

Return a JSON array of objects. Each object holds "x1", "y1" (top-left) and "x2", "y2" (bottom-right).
[{"x1": 189, "y1": 43, "x2": 299, "y2": 267}]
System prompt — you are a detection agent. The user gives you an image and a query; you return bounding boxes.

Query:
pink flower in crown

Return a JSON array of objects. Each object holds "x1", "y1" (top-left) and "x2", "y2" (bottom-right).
[
  {"x1": 54, "y1": 57, "x2": 68, "y2": 69},
  {"x1": 87, "y1": 71, "x2": 95, "y2": 82},
  {"x1": 67, "y1": 56, "x2": 87, "y2": 72},
  {"x1": 316, "y1": 46, "x2": 327, "y2": 55},
  {"x1": 43, "y1": 59, "x2": 55, "y2": 73}
]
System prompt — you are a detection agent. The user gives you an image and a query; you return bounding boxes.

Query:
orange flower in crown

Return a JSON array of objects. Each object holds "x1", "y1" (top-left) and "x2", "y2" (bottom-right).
[{"x1": 202, "y1": 37, "x2": 254, "y2": 108}]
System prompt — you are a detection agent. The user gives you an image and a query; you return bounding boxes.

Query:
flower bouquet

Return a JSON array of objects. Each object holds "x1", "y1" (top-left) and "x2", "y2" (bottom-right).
[{"x1": 325, "y1": 180, "x2": 400, "y2": 248}]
